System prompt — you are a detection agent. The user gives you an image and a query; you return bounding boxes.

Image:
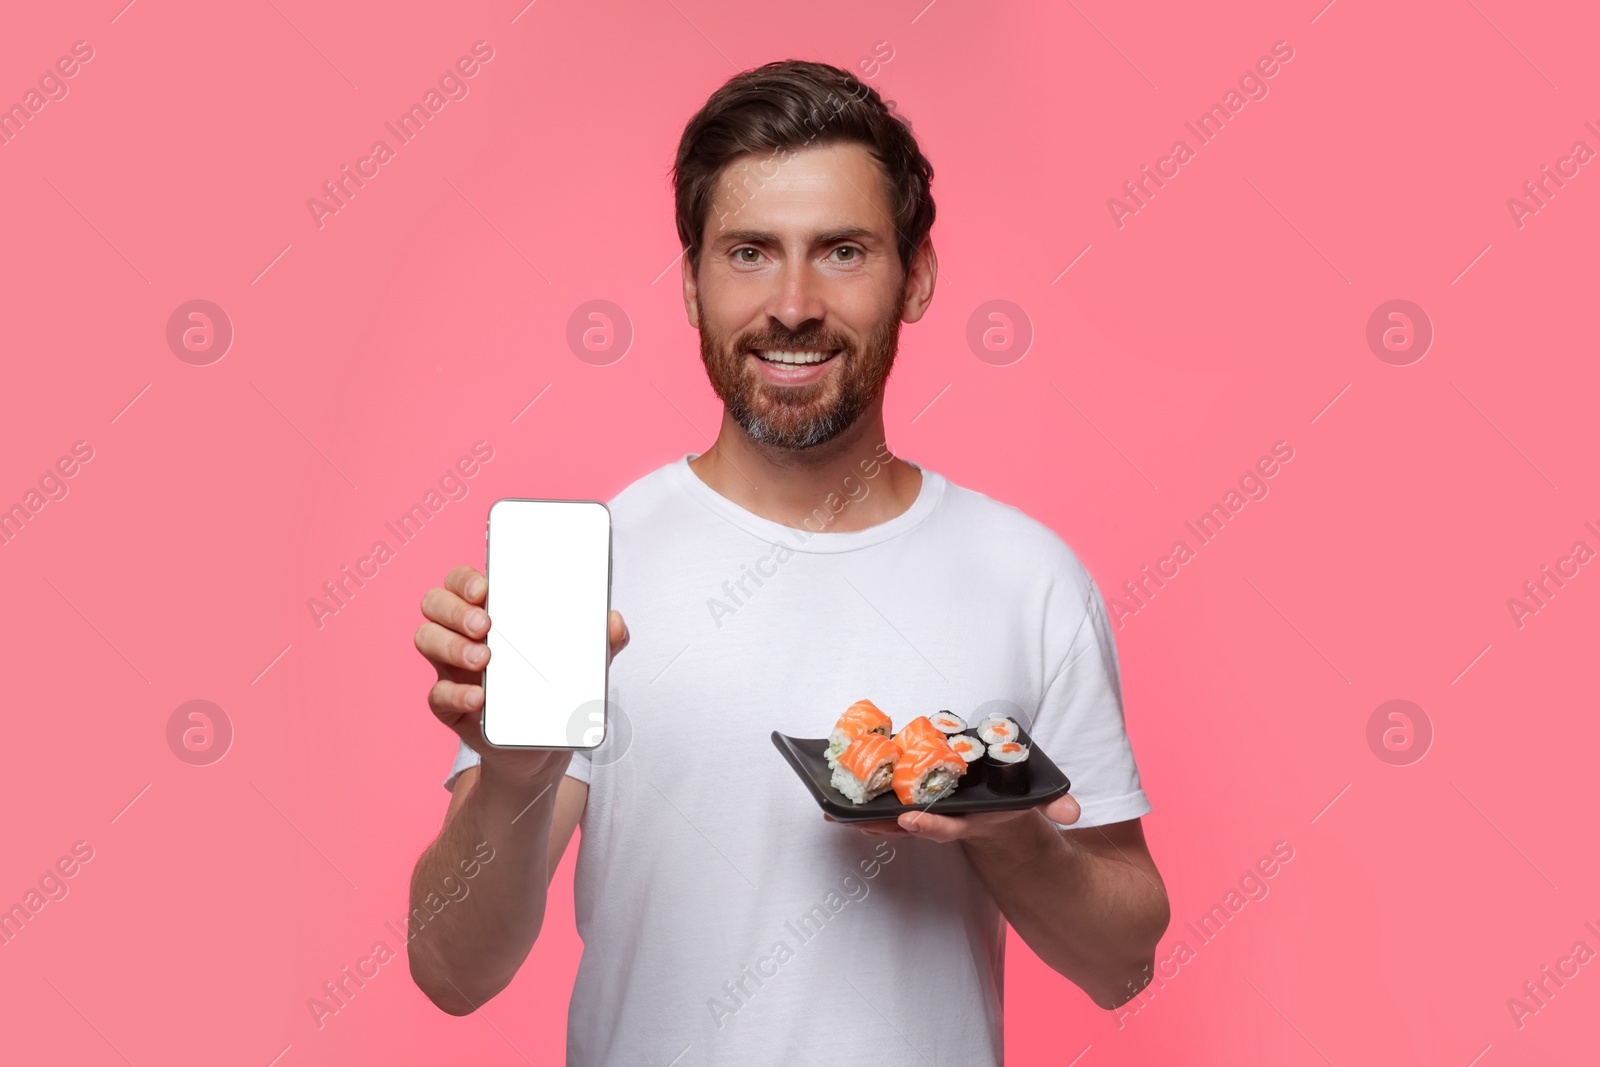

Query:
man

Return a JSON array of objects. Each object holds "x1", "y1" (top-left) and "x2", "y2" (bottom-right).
[{"x1": 408, "y1": 59, "x2": 1167, "y2": 1065}]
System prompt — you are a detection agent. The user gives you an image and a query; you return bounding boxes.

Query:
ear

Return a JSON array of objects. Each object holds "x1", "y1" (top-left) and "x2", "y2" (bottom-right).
[
  {"x1": 899, "y1": 237, "x2": 938, "y2": 325},
  {"x1": 681, "y1": 252, "x2": 700, "y2": 328}
]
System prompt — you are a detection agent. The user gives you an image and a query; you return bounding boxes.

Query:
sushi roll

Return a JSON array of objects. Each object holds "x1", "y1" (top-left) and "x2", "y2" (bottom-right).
[
  {"x1": 946, "y1": 734, "x2": 985, "y2": 764},
  {"x1": 893, "y1": 715, "x2": 945, "y2": 753},
  {"x1": 830, "y1": 733, "x2": 899, "y2": 804},
  {"x1": 826, "y1": 699, "x2": 892, "y2": 768},
  {"x1": 891, "y1": 737, "x2": 967, "y2": 805},
  {"x1": 984, "y1": 740, "x2": 1031, "y2": 796},
  {"x1": 976, "y1": 716, "x2": 1020, "y2": 746},
  {"x1": 945, "y1": 734, "x2": 985, "y2": 786},
  {"x1": 928, "y1": 710, "x2": 967, "y2": 735}
]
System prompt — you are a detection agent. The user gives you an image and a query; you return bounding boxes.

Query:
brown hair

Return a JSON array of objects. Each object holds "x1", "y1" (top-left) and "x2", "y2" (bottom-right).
[{"x1": 672, "y1": 59, "x2": 935, "y2": 277}]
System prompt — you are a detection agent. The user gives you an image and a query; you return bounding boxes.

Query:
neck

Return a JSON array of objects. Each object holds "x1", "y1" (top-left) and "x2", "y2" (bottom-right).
[{"x1": 687, "y1": 401, "x2": 922, "y2": 532}]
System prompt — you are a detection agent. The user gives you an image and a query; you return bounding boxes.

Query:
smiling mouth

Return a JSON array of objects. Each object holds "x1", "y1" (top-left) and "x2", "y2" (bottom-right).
[{"x1": 750, "y1": 349, "x2": 841, "y2": 366}]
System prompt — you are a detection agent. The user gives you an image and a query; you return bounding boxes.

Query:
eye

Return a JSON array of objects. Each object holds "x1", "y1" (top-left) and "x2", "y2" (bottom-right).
[
  {"x1": 832, "y1": 246, "x2": 861, "y2": 262},
  {"x1": 734, "y1": 247, "x2": 763, "y2": 264}
]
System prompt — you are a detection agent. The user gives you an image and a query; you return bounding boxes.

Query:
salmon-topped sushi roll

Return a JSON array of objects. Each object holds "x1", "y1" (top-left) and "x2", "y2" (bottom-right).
[
  {"x1": 830, "y1": 733, "x2": 899, "y2": 804},
  {"x1": 892, "y1": 715, "x2": 944, "y2": 753},
  {"x1": 928, "y1": 710, "x2": 967, "y2": 735},
  {"x1": 826, "y1": 699, "x2": 893, "y2": 768},
  {"x1": 891, "y1": 736, "x2": 967, "y2": 805}
]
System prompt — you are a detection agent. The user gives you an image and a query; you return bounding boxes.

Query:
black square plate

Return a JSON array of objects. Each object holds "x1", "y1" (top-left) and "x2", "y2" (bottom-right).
[{"x1": 771, "y1": 728, "x2": 1072, "y2": 823}]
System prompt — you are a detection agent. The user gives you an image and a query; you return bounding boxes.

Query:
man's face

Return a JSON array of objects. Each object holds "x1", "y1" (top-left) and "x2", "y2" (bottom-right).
[{"x1": 685, "y1": 142, "x2": 914, "y2": 450}]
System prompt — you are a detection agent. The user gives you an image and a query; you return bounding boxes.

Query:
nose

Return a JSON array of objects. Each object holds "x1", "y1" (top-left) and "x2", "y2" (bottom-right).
[{"x1": 768, "y1": 256, "x2": 827, "y2": 336}]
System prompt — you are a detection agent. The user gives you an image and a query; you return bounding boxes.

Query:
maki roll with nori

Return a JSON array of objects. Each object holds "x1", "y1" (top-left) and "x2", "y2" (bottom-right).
[
  {"x1": 945, "y1": 733, "x2": 985, "y2": 786},
  {"x1": 975, "y1": 716, "x2": 1020, "y2": 746},
  {"x1": 983, "y1": 740, "x2": 1031, "y2": 796}
]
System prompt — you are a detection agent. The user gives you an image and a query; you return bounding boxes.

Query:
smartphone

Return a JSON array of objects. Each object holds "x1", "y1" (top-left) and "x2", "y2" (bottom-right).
[{"x1": 481, "y1": 498, "x2": 612, "y2": 749}]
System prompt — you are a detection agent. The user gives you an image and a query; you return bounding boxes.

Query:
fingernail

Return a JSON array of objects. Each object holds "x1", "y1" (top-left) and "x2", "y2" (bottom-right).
[
  {"x1": 465, "y1": 610, "x2": 488, "y2": 634},
  {"x1": 467, "y1": 645, "x2": 488, "y2": 667},
  {"x1": 467, "y1": 577, "x2": 485, "y2": 599},
  {"x1": 465, "y1": 689, "x2": 483, "y2": 710}
]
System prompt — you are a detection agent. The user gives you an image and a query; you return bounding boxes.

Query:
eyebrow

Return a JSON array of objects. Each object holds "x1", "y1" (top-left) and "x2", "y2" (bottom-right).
[{"x1": 712, "y1": 226, "x2": 880, "y2": 248}]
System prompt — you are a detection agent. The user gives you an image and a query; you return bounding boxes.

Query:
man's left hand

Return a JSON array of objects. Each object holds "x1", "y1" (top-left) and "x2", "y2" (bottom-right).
[{"x1": 839, "y1": 792, "x2": 1082, "y2": 843}]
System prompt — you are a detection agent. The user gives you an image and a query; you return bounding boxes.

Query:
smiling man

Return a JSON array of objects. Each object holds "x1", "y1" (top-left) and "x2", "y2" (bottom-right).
[{"x1": 407, "y1": 60, "x2": 1168, "y2": 1065}]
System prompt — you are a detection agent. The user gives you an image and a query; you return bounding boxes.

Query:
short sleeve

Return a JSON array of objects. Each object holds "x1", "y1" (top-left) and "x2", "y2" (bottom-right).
[
  {"x1": 443, "y1": 736, "x2": 481, "y2": 791},
  {"x1": 441, "y1": 735, "x2": 594, "y2": 791},
  {"x1": 1029, "y1": 576, "x2": 1151, "y2": 830}
]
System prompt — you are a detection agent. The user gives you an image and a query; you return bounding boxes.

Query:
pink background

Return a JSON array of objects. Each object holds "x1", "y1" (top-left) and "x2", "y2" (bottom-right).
[{"x1": 2, "y1": 0, "x2": 1596, "y2": 1064}]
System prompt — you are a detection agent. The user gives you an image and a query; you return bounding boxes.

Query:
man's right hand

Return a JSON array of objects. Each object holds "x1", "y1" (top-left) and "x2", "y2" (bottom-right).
[{"x1": 414, "y1": 565, "x2": 630, "y2": 781}]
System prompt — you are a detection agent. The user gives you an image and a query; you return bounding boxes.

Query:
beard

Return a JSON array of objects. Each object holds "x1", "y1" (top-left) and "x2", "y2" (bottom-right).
[{"x1": 696, "y1": 286, "x2": 905, "y2": 451}]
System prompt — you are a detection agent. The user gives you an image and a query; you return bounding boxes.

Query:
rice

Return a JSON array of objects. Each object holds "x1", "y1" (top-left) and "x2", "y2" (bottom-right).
[
  {"x1": 831, "y1": 762, "x2": 890, "y2": 803},
  {"x1": 904, "y1": 763, "x2": 962, "y2": 804},
  {"x1": 976, "y1": 716, "x2": 1019, "y2": 745},
  {"x1": 945, "y1": 734, "x2": 985, "y2": 764}
]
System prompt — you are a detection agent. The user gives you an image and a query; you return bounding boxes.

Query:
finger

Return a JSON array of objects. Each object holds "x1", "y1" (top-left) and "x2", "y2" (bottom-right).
[
  {"x1": 428, "y1": 678, "x2": 484, "y2": 724},
  {"x1": 898, "y1": 810, "x2": 966, "y2": 843},
  {"x1": 421, "y1": 586, "x2": 490, "y2": 639},
  {"x1": 608, "y1": 610, "x2": 630, "y2": 662},
  {"x1": 1042, "y1": 793, "x2": 1082, "y2": 826},
  {"x1": 414, "y1": 619, "x2": 491, "y2": 673},
  {"x1": 855, "y1": 825, "x2": 909, "y2": 837},
  {"x1": 445, "y1": 566, "x2": 488, "y2": 605}
]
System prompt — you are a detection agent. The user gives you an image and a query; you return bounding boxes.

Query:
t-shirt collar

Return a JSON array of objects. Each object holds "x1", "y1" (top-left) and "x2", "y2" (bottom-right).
[{"x1": 669, "y1": 452, "x2": 945, "y2": 553}]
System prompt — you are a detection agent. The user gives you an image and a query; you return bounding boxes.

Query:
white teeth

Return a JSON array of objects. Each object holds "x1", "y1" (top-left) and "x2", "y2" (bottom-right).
[{"x1": 755, "y1": 350, "x2": 833, "y2": 365}]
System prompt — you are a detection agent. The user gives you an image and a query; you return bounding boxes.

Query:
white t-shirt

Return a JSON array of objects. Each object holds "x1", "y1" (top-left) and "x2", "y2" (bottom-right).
[{"x1": 446, "y1": 454, "x2": 1150, "y2": 1066}]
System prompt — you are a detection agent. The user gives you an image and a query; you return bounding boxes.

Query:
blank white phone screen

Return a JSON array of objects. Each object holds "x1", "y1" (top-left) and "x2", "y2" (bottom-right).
[{"x1": 481, "y1": 499, "x2": 611, "y2": 748}]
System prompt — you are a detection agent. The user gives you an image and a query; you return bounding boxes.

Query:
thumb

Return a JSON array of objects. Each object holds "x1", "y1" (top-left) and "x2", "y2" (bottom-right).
[
  {"x1": 1042, "y1": 793, "x2": 1082, "y2": 826},
  {"x1": 608, "y1": 610, "x2": 630, "y2": 661}
]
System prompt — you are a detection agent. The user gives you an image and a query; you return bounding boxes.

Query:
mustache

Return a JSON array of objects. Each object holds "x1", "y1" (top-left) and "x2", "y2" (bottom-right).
[{"x1": 734, "y1": 329, "x2": 851, "y2": 354}]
